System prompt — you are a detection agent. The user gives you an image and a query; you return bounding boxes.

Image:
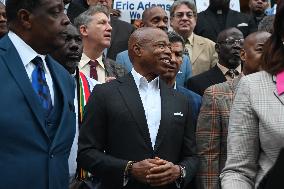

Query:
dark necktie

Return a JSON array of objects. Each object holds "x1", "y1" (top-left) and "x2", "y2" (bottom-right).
[
  {"x1": 31, "y1": 56, "x2": 52, "y2": 111},
  {"x1": 89, "y1": 60, "x2": 98, "y2": 80},
  {"x1": 226, "y1": 69, "x2": 239, "y2": 79}
]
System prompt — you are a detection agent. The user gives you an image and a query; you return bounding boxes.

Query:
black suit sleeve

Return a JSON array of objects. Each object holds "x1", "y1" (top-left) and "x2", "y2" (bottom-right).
[{"x1": 77, "y1": 84, "x2": 128, "y2": 186}]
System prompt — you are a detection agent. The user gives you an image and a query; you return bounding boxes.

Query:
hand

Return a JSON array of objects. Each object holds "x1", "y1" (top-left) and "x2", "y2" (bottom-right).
[
  {"x1": 146, "y1": 159, "x2": 181, "y2": 186},
  {"x1": 105, "y1": 76, "x2": 116, "y2": 82},
  {"x1": 110, "y1": 9, "x2": 121, "y2": 17},
  {"x1": 130, "y1": 159, "x2": 158, "y2": 183}
]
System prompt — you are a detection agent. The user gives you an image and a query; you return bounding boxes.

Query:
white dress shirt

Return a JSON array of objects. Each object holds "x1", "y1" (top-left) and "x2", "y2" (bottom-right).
[
  {"x1": 131, "y1": 69, "x2": 161, "y2": 148},
  {"x1": 8, "y1": 31, "x2": 54, "y2": 105}
]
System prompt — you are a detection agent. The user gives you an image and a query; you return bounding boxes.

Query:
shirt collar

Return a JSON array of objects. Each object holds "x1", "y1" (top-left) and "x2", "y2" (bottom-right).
[
  {"x1": 131, "y1": 68, "x2": 160, "y2": 89},
  {"x1": 276, "y1": 70, "x2": 284, "y2": 95},
  {"x1": 217, "y1": 63, "x2": 242, "y2": 75},
  {"x1": 8, "y1": 31, "x2": 47, "y2": 71},
  {"x1": 79, "y1": 53, "x2": 105, "y2": 69}
]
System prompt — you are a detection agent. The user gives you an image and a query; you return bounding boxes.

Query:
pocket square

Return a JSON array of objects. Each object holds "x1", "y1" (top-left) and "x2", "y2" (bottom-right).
[
  {"x1": 237, "y1": 23, "x2": 248, "y2": 27},
  {"x1": 174, "y1": 112, "x2": 183, "y2": 117}
]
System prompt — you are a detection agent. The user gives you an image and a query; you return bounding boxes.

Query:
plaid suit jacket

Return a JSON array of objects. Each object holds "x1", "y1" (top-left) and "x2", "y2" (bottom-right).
[{"x1": 195, "y1": 75, "x2": 242, "y2": 189}]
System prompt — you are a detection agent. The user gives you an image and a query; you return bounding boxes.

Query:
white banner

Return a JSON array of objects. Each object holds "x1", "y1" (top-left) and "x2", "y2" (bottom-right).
[
  {"x1": 113, "y1": 0, "x2": 174, "y2": 23},
  {"x1": 113, "y1": 0, "x2": 241, "y2": 23},
  {"x1": 196, "y1": 0, "x2": 240, "y2": 12}
]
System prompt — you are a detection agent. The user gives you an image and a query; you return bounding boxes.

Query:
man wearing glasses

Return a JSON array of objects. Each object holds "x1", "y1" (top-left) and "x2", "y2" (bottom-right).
[
  {"x1": 170, "y1": 0, "x2": 218, "y2": 76},
  {"x1": 187, "y1": 27, "x2": 243, "y2": 96}
]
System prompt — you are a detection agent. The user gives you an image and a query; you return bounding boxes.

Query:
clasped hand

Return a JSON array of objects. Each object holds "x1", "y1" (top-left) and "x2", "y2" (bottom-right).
[{"x1": 130, "y1": 157, "x2": 180, "y2": 186}]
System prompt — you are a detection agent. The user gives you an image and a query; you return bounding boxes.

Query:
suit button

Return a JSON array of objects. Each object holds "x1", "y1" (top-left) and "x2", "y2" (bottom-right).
[{"x1": 50, "y1": 154, "x2": 54, "y2": 159}]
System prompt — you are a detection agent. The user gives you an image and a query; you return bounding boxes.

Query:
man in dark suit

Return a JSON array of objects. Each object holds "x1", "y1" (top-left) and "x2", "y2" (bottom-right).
[
  {"x1": 64, "y1": 0, "x2": 86, "y2": 23},
  {"x1": 78, "y1": 27, "x2": 199, "y2": 189},
  {"x1": 194, "y1": 0, "x2": 256, "y2": 42},
  {"x1": 0, "y1": 0, "x2": 76, "y2": 189},
  {"x1": 86, "y1": 0, "x2": 135, "y2": 60},
  {"x1": 187, "y1": 27, "x2": 243, "y2": 96}
]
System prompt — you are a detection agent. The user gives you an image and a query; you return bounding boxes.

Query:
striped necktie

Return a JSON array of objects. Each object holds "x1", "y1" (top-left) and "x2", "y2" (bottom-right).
[{"x1": 31, "y1": 56, "x2": 52, "y2": 111}]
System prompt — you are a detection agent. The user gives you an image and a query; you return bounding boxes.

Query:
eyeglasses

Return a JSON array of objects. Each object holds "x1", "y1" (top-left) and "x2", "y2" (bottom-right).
[
  {"x1": 173, "y1": 11, "x2": 195, "y2": 19},
  {"x1": 219, "y1": 38, "x2": 244, "y2": 46}
]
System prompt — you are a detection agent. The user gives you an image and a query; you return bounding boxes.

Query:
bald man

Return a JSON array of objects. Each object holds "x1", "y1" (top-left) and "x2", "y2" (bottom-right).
[
  {"x1": 195, "y1": 31, "x2": 270, "y2": 189},
  {"x1": 78, "y1": 27, "x2": 198, "y2": 189}
]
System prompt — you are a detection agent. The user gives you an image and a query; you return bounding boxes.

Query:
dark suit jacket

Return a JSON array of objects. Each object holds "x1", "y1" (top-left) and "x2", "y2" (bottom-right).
[
  {"x1": 194, "y1": 8, "x2": 257, "y2": 42},
  {"x1": 67, "y1": 2, "x2": 86, "y2": 23},
  {"x1": 107, "y1": 16, "x2": 135, "y2": 60},
  {"x1": 176, "y1": 86, "x2": 201, "y2": 127},
  {"x1": 0, "y1": 35, "x2": 76, "y2": 189},
  {"x1": 78, "y1": 73, "x2": 199, "y2": 189},
  {"x1": 187, "y1": 65, "x2": 226, "y2": 96}
]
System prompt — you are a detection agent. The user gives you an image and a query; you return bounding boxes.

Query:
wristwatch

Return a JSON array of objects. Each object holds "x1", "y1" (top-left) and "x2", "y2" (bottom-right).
[{"x1": 179, "y1": 165, "x2": 186, "y2": 179}]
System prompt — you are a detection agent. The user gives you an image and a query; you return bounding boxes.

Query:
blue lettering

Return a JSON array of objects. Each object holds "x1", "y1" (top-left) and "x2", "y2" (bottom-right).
[
  {"x1": 115, "y1": 1, "x2": 122, "y2": 9},
  {"x1": 129, "y1": 3, "x2": 135, "y2": 10},
  {"x1": 166, "y1": 4, "x2": 171, "y2": 11},
  {"x1": 130, "y1": 11, "x2": 141, "y2": 19},
  {"x1": 130, "y1": 11, "x2": 137, "y2": 19},
  {"x1": 137, "y1": 2, "x2": 144, "y2": 10}
]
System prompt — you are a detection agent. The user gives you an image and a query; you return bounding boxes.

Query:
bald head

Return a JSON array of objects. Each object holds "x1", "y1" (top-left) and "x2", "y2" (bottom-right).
[
  {"x1": 128, "y1": 27, "x2": 171, "y2": 81},
  {"x1": 241, "y1": 31, "x2": 271, "y2": 75},
  {"x1": 217, "y1": 27, "x2": 243, "y2": 43},
  {"x1": 243, "y1": 31, "x2": 271, "y2": 50},
  {"x1": 142, "y1": 6, "x2": 168, "y2": 31},
  {"x1": 128, "y1": 27, "x2": 164, "y2": 62}
]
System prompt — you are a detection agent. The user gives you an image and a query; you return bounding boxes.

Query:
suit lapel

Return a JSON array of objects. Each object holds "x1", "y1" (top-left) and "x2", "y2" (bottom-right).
[
  {"x1": 192, "y1": 34, "x2": 205, "y2": 65},
  {"x1": 118, "y1": 74, "x2": 152, "y2": 150},
  {"x1": 1, "y1": 36, "x2": 49, "y2": 138},
  {"x1": 154, "y1": 81, "x2": 173, "y2": 152}
]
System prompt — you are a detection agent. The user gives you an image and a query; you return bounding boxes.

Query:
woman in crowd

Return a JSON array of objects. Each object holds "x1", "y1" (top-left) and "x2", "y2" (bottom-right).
[{"x1": 220, "y1": 1, "x2": 284, "y2": 188}]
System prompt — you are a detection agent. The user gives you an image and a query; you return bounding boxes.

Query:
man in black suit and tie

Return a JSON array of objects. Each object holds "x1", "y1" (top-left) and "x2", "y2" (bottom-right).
[
  {"x1": 0, "y1": 0, "x2": 76, "y2": 188},
  {"x1": 187, "y1": 27, "x2": 243, "y2": 96},
  {"x1": 78, "y1": 27, "x2": 199, "y2": 189},
  {"x1": 194, "y1": 0, "x2": 256, "y2": 42}
]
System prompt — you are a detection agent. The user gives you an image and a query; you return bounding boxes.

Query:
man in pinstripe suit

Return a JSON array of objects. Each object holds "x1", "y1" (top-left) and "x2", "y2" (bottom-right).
[{"x1": 195, "y1": 31, "x2": 271, "y2": 189}]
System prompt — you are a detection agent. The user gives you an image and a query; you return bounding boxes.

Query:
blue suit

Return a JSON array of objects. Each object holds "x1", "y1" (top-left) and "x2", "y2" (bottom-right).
[
  {"x1": 176, "y1": 85, "x2": 202, "y2": 126},
  {"x1": 116, "y1": 50, "x2": 192, "y2": 87},
  {"x1": 0, "y1": 35, "x2": 76, "y2": 189}
]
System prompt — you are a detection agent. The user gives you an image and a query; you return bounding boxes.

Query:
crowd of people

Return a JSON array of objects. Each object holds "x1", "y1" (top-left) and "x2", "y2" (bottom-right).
[{"x1": 0, "y1": 0, "x2": 283, "y2": 189}]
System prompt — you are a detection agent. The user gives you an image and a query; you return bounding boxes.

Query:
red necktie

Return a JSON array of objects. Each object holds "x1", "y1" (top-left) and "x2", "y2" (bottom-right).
[{"x1": 89, "y1": 60, "x2": 98, "y2": 80}]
